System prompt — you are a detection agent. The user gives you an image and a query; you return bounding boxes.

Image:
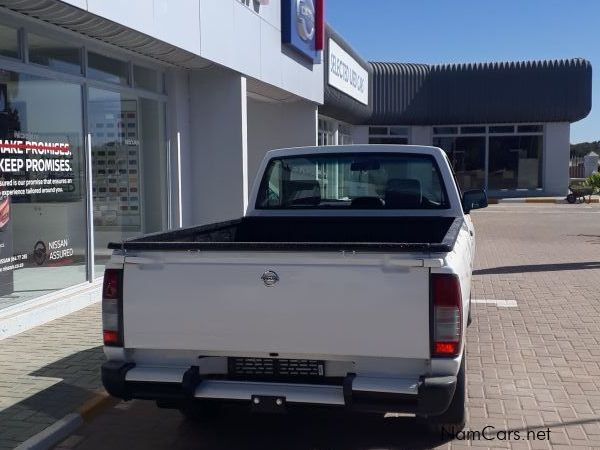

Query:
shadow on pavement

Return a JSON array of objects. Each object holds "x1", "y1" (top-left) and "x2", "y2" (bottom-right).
[
  {"x1": 0, "y1": 346, "x2": 104, "y2": 448},
  {"x1": 171, "y1": 407, "x2": 452, "y2": 450},
  {"x1": 473, "y1": 260, "x2": 600, "y2": 275}
]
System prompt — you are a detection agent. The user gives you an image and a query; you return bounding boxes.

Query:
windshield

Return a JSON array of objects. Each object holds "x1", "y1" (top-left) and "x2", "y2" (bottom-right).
[{"x1": 256, "y1": 153, "x2": 449, "y2": 210}]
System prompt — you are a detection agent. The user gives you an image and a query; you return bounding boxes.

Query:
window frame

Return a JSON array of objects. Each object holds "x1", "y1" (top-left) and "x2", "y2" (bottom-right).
[
  {"x1": 368, "y1": 125, "x2": 410, "y2": 145},
  {"x1": 431, "y1": 123, "x2": 545, "y2": 193}
]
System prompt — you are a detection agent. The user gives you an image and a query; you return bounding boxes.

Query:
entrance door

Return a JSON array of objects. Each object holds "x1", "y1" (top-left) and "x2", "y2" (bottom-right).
[{"x1": 88, "y1": 88, "x2": 167, "y2": 273}]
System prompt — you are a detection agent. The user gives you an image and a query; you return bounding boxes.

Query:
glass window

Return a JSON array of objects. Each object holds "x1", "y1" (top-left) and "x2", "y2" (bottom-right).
[
  {"x1": 488, "y1": 135, "x2": 543, "y2": 190},
  {"x1": 461, "y1": 126, "x2": 486, "y2": 134},
  {"x1": 0, "y1": 70, "x2": 86, "y2": 310},
  {"x1": 434, "y1": 136, "x2": 486, "y2": 190},
  {"x1": 369, "y1": 127, "x2": 388, "y2": 135},
  {"x1": 28, "y1": 33, "x2": 82, "y2": 75},
  {"x1": 133, "y1": 65, "x2": 159, "y2": 92},
  {"x1": 369, "y1": 126, "x2": 409, "y2": 144},
  {"x1": 0, "y1": 24, "x2": 20, "y2": 59},
  {"x1": 489, "y1": 125, "x2": 514, "y2": 134},
  {"x1": 433, "y1": 127, "x2": 458, "y2": 135},
  {"x1": 338, "y1": 124, "x2": 353, "y2": 145},
  {"x1": 88, "y1": 88, "x2": 167, "y2": 272},
  {"x1": 87, "y1": 52, "x2": 129, "y2": 86},
  {"x1": 318, "y1": 119, "x2": 336, "y2": 146},
  {"x1": 517, "y1": 124, "x2": 543, "y2": 133},
  {"x1": 389, "y1": 127, "x2": 409, "y2": 136},
  {"x1": 256, "y1": 153, "x2": 448, "y2": 210},
  {"x1": 369, "y1": 137, "x2": 408, "y2": 144}
]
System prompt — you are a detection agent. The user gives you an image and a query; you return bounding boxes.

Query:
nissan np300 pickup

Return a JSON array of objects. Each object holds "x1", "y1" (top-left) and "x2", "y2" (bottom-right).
[{"x1": 101, "y1": 145, "x2": 487, "y2": 432}]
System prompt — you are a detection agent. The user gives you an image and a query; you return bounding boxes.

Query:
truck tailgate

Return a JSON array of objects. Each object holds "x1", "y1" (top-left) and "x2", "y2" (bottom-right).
[{"x1": 122, "y1": 252, "x2": 431, "y2": 359}]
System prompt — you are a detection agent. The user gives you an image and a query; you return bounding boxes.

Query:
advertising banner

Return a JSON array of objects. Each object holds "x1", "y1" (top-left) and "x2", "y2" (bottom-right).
[{"x1": 0, "y1": 131, "x2": 76, "y2": 201}]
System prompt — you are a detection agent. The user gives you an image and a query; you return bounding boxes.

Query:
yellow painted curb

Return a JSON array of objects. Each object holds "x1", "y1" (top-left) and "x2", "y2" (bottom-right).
[{"x1": 77, "y1": 392, "x2": 116, "y2": 422}]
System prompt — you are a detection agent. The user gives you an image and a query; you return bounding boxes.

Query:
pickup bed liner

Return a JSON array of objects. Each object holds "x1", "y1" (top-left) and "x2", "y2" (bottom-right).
[{"x1": 109, "y1": 216, "x2": 462, "y2": 253}]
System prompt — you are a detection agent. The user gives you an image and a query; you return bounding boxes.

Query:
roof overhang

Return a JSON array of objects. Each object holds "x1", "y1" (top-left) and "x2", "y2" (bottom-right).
[{"x1": 0, "y1": 0, "x2": 211, "y2": 68}]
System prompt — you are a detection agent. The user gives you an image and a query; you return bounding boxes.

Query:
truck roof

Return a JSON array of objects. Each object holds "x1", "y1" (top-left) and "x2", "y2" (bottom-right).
[{"x1": 264, "y1": 144, "x2": 446, "y2": 159}]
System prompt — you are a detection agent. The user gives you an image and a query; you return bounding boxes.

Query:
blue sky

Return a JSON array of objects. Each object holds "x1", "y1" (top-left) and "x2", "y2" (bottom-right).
[{"x1": 326, "y1": 0, "x2": 596, "y2": 144}]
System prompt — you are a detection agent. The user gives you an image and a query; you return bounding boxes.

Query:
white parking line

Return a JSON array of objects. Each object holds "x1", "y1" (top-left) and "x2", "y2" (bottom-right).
[{"x1": 472, "y1": 299, "x2": 518, "y2": 308}]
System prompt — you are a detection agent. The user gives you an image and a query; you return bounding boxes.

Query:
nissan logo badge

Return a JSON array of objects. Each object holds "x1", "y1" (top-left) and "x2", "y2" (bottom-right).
[
  {"x1": 296, "y1": 0, "x2": 315, "y2": 42},
  {"x1": 261, "y1": 270, "x2": 279, "y2": 287}
]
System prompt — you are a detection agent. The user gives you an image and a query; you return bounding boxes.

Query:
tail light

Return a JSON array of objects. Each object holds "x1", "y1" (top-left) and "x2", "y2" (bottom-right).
[
  {"x1": 432, "y1": 274, "x2": 462, "y2": 357},
  {"x1": 102, "y1": 268, "x2": 123, "y2": 347}
]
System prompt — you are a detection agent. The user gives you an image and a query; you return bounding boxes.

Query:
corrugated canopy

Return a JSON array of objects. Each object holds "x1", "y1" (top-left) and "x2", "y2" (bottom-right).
[{"x1": 368, "y1": 59, "x2": 592, "y2": 125}]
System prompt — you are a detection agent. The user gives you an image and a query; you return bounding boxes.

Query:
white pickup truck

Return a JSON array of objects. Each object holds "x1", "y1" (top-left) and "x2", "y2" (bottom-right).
[{"x1": 101, "y1": 145, "x2": 487, "y2": 432}]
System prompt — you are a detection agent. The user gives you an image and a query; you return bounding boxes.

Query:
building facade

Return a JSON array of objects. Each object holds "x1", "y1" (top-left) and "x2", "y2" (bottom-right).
[
  {"x1": 0, "y1": 0, "x2": 591, "y2": 334},
  {"x1": 0, "y1": 0, "x2": 326, "y2": 332},
  {"x1": 320, "y1": 26, "x2": 591, "y2": 198}
]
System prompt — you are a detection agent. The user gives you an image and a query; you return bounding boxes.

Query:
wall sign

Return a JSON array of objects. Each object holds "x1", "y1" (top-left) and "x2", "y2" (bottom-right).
[
  {"x1": 328, "y1": 38, "x2": 369, "y2": 105},
  {"x1": 282, "y1": 0, "x2": 323, "y2": 62}
]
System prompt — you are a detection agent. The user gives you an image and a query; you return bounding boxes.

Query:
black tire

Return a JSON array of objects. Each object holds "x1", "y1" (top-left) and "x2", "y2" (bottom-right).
[
  {"x1": 426, "y1": 354, "x2": 466, "y2": 435},
  {"x1": 179, "y1": 400, "x2": 221, "y2": 423},
  {"x1": 567, "y1": 193, "x2": 577, "y2": 204},
  {"x1": 467, "y1": 296, "x2": 472, "y2": 327}
]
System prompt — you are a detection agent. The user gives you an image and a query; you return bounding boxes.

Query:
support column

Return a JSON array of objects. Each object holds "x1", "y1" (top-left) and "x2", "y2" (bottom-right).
[
  {"x1": 188, "y1": 66, "x2": 248, "y2": 225},
  {"x1": 411, "y1": 126, "x2": 433, "y2": 146},
  {"x1": 246, "y1": 98, "x2": 318, "y2": 190},
  {"x1": 543, "y1": 123, "x2": 570, "y2": 196},
  {"x1": 165, "y1": 68, "x2": 191, "y2": 228}
]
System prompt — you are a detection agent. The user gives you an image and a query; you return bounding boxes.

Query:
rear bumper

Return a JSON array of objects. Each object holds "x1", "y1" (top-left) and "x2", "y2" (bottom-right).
[{"x1": 102, "y1": 361, "x2": 456, "y2": 416}]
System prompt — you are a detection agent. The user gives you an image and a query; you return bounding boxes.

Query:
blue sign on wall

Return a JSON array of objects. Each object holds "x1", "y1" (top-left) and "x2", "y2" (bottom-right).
[{"x1": 282, "y1": 0, "x2": 320, "y2": 63}]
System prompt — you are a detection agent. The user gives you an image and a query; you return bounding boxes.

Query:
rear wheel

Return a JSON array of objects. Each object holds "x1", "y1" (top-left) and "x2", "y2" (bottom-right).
[
  {"x1": 467, "y1": 296, "x2": 472, "y2": 327},
  {"x1": 425, "y1": 354, "x2": 466, "y2": 435},
  {"x1": 567, "y1": 193, "x2": 577, "y2": 204}
]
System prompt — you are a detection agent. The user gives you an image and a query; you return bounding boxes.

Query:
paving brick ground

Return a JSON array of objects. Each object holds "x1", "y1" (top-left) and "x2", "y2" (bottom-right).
[
  {"x1": 463, "y1": 203, "x2": 600, "y2": 449},
  {"x1": 3, "y1": 203, "x2": 600, "y2": 449},
  {"x1": 0, "y1": 304, "x2": 103, "y2": 450}
]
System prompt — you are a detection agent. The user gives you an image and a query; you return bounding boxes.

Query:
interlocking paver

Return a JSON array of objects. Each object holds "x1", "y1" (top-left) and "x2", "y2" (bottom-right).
[
  {"x1": 0, "y1": 303, "x2": 102, "y2": 449},
  {"x1": 461, "y1": 203, "x2": 600, "y2": 448}
]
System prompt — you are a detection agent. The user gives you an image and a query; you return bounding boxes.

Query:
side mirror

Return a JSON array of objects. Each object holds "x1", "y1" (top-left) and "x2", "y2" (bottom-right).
[{"x1": 462, "y1": 189, "x2": 488, "y2": 214}]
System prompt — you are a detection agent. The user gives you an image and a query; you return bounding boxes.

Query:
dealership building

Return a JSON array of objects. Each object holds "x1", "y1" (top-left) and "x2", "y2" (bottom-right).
[{"x1": 0, "y1": 0, "x2": 592, "y2": 332}]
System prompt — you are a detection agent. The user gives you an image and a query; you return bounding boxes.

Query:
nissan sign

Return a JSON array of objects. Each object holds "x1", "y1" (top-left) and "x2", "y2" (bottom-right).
[{"x1": 282, "y1": 0, "x2": 323, "y2": 62}]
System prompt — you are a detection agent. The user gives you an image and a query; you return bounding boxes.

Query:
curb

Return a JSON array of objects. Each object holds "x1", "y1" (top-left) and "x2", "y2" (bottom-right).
[{"x1": 15, "y1": 393, "x2": 115, "y2": 450}]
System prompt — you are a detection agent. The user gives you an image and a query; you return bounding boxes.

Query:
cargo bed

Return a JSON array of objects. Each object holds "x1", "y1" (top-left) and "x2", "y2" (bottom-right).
[{"x1": 108, "y1": 216, "x2": 462, "y2": 253}]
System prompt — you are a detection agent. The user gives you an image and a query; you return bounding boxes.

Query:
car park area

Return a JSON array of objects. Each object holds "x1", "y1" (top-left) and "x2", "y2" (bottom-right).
[{"x1": 13, "y1": 202, "x2": 593, "y2": 449}]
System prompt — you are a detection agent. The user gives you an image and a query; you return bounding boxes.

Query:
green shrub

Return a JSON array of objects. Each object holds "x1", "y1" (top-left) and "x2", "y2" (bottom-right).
[{"x1": 585, "y1": 173, "x2": 600, "y2": 193}]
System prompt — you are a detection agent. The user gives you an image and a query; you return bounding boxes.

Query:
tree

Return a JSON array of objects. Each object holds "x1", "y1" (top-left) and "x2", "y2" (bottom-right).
[{"x1": 571, "y1": 141, "x2": 600, "y2": 157}]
